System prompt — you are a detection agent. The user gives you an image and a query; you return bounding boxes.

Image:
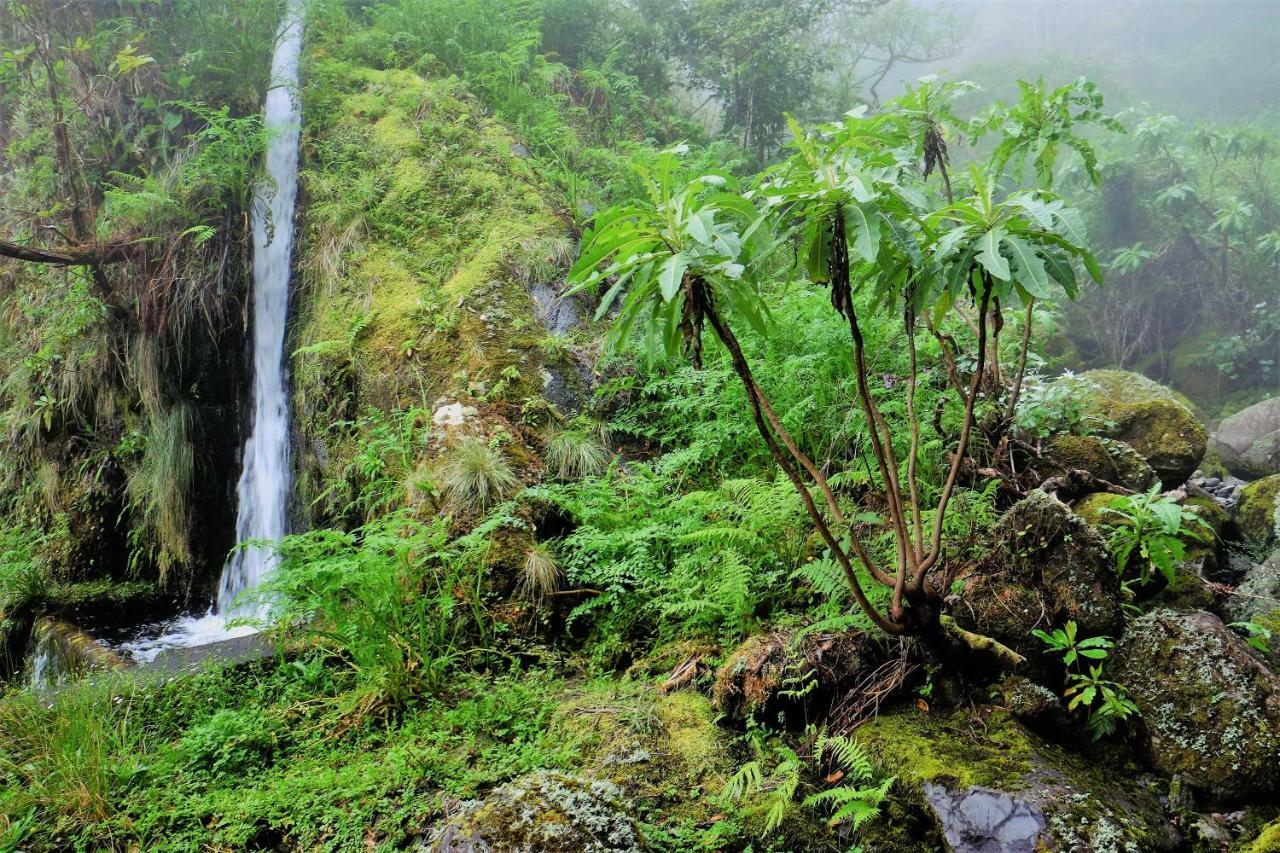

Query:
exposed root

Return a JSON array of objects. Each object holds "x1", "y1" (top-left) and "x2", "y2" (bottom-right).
[{"x1": 939, "y1": 615, "x2": 1026, "y2": 669}]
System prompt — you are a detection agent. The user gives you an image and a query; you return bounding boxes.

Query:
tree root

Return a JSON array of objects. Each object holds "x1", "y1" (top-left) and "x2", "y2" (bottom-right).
[{"x1": 939, "y1": 615, "x2": 1026, "y2": 669}]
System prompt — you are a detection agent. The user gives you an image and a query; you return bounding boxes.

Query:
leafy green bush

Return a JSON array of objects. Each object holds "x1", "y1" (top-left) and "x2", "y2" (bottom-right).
[
  {"x1": 263, "y1": 511, "x2": 490, "y2": 709},
  {"x1": 174, "y1": 707, "x2": 281, "y2": 776},
  {"x1": 1033, "y1": 621, "x2": 1138, "y2": 739},
  {"x1": 1098, "y1": 484, "x2": 1211, "y2": 585}
]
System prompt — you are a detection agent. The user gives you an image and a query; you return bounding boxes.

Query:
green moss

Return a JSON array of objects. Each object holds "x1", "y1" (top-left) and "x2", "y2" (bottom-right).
[
  {"x1": 1043, "y1": 435, "x2": 1119, "y2": 481},
  {"x1": 1062, "y1": 370, "x2": 1208, "y2": 485},
  {"x1": 1236, "y1": 475, "x2": 1280, "y2": 546},
  {"x1": 855, "y1": 708, "x2": 1035, "y2": 791},
  {"x1": 1247, "y1": 819, "x2": 1280, "y2": 852},
  {"x1": 548, "y1": 681, "x2": 730, "y2": 828},
  {"x1": 1072, "y1": 491, "x2": 1118, "y2": 526},
  {"x1": 295, "y1": 58, "x2": 564, "y2": 410}
]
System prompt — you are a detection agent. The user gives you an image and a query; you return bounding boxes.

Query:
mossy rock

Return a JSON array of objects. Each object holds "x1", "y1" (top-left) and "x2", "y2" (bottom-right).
[
  {"x1": 1071, "y1": 491, "x2": 1119, "y2": 526},
  {"x1": 427, "y1": 771, "x2": 646, "y2": 852},
  {"x1": 951, "y1": 491, "x2": 1123, "y2": 661},
  {"x1": 1235, "y1": 475, "x2": 1280, "y2": 547},
  {"x1": 856, "y1": 706, "x2": 1179, "y2": 852},
  {"x1": 1225, "y1": 550, "x2": 1280, "y2": 668},
  {"x1": 1246, "y1": 819, "x2": 1280, "y2": 853},
  {"x1": 1040, "y1": 435, "x2": 1157, "y2": 491},
  {"x1": 1167, "y1": 328, "x2": 1244, "y2": 407},
  {"x1": 1060, "y1": 370, "x2": 1207, "y2": 487},
  {"x1": 1111, "y1": 609, "x2": 1280, "y2": 803},
  {"x1": 547, "y1": 684, "x2": 729, "y2": 827}
]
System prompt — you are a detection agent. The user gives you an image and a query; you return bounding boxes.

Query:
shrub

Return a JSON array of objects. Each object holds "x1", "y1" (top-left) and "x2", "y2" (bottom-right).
[
  {"x1": 175, "y1": 707, "x2": 281, "y2": 776},
  {"x1": 262, "y1": 511, "x2": 489, "y2": 710}
]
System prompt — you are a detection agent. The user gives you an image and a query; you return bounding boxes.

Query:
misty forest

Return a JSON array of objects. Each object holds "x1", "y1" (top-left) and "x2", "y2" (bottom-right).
[{"x1": 1, "y1": 0, "x2": 1279, "y2": 850}]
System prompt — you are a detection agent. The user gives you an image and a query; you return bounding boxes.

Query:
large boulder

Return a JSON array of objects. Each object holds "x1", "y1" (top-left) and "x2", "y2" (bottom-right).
[
  {"x1": 426, "y1": 771, "x2": 646, "y2": 852},
  {"x1": 1059, "y1": 370, "x2": 1207, "y2": 487},
  {"x1": 1236, "y1": 474, "x2": 1280, "y2": 547},
  {"x1": 950, "y1": 491, "x2": 1123, "y2": 661},
  {"x1": 1211, "y1": 397, "x2": 1280, "y2": 479},
  {"x1": 855, "y1": 707, "x2": 1180, "y2": 852},
  {"x1": 1110, "y1": 609, "x2": 1280, "y2": 803},
  {"x1": 1039, "y1": 434, "x2": 1158, "y2": 491}
]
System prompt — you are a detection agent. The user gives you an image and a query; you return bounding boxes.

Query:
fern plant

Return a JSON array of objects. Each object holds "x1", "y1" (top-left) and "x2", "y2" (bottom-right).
[{"x1": 720, "y1": 729, "x2": 892, "y2": 839}]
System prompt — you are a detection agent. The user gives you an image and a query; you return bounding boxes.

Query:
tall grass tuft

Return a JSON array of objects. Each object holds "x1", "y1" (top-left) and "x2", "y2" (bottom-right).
[
  {"x1": 438, "y1": 438, "x2": 520, "y2": 513},
  {"x1": 125, "y1": 403, "x2": 194, "y2": 577},
  {"x1": 546, "y1": 423, "x2": 612, "y2": 481},
  {"x1": 520, "y1": 542, "x2": 562, "y2": 606},
  {"x1": 0, "y1": 677, "x2": 147, "y2": 824}
]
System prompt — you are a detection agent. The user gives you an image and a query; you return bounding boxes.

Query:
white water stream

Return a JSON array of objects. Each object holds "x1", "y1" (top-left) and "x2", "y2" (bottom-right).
[{"x1": 114, "y1": 4, "x2": 303, "y2": 663}]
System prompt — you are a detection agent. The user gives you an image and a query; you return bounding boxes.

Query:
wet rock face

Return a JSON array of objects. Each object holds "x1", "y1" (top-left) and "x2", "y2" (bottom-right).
[
  {"x1": 924, "y1": 784, "x2": 1046, "y2": 853},
  {"x1": 951, "y1": 491, "x2": 1123, "y2": 660},
  {"x1": 426, "y1": 772, "x2": 646, "y2": 853},
  {"x1": 1227, "y1": 549, "x2": 1280, "y2": 623},
  {"x1": 1111, "y1": 609, "x2": 1280, "y2": 803},
  {"x1": 1060, "y1": 370, "x2": 1207, "y2": 487},
  {"x1": 857, "y1": 708, "x2": 1180, "y2": 853},
  {"x1": 1211, "y1": 397, "x2": 1280, "y2": 479}
]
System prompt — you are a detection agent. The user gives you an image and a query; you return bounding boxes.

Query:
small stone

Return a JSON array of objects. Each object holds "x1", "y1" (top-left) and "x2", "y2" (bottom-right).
[{"x1": 431, "y1": 402, "x2": 478, "y2": 428}]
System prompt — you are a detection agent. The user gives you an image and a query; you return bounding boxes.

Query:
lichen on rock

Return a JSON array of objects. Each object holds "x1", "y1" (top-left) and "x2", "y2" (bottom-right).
[
  {"x1": 426, "y1": 771, "x2": 646, "y2": 853},
  {"x1": 1110, "y1": 609, "x2": 1280, "y2": 803}
]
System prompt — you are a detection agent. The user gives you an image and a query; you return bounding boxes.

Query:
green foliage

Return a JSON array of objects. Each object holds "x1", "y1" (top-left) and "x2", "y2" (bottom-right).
[
  {"x1": 438, "y1": 438, "x2": 521, "y2": 514},
  {"x1": 1228, "y1": 620, "x2": 1275, "y2": 656},
  {"x1": 968, "y1": 77, "x2": 1124, "y2": 189},
  {"x1": 0, "y1": 675, "x2": 149, "y2": 824},
  {"x1": 1099, "y1": 484, "x2": 1211, "y2": 585},
  {"x1": 1012, "y1": 372, "x2": 1102, "y2": 438},
  {"x1": 717, "y1": 728, "x2": 891, "y2": 840},
  {"x1": 1032, "y1": 620, "x2": 1112, "y2": 668},
  {"x1": 569, "y1": 147, "x2": 772, "y2": 364},
  {"x1": 262, "y1": 511, "x2": 490, "y2": 709},
  {"x1": 1033, "y1": 620, "x2": 1138, "y2": 740},
  {"x1": 174, "y1": 707, "x2": 281, "y2": 776}
]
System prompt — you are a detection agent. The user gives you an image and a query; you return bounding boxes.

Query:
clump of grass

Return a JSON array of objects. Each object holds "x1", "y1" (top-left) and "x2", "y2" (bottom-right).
[
  {"x1": 0, "y1": 676, "x2": 148, "y2": 823},
  {"x1": 125, "y1": 403, "x2": 194, "y2": 577},
  {"x1": 438, "y1": 438, "x2": 520, "y2": 512},
  {"x1": 546, "y1": 422, "x2": 612, "y2": 481},
  {"x1": 520, "y1": 543, "x2": 562, "y2": 606}
]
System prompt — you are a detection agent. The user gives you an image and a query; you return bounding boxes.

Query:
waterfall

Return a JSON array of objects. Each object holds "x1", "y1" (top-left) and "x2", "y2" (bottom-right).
[
  {"x1": 217, "y1": 0, "x2": 304, "y2": 618},
  {"x1": 110, "y1": 4, "x2": 303, "y2": 663}
]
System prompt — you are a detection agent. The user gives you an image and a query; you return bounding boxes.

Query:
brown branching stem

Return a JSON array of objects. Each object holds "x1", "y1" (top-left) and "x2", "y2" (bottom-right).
[{"x1": 703, "y1": 299, "x2": 904, "y2": 635}]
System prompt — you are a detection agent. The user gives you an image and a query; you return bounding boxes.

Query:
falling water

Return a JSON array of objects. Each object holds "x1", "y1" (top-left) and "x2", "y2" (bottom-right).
[
  {"x1": 218, "y1": 0, "x2": 304, "y2": 618},
  {"x1": 111, "y1": 4, "x2": 303, "y2": 662}
]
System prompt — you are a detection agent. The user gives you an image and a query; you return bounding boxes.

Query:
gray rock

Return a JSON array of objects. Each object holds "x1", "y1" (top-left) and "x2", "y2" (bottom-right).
[
  {"x1": 1225, "y1": 549, "x2": 1280, "y2": 624},
  {"x1": 424, "y1": 771, "x2": 646, "y2": 852},
  {"x1": 1211, "y1": 397, "x2": 1280, "y2": 478},
  {"x1": 1111, "y1": 609, "x2": 1280, "y2": 803},
  {"x1": 924, "y1": 785, "x2": 1046, "y2": 853}
]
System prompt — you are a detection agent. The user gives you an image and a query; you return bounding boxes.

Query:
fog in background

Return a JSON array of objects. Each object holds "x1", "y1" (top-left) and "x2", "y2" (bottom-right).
[{"x1": 877, "y1": 0, "x2": 1280, "y2": 119}]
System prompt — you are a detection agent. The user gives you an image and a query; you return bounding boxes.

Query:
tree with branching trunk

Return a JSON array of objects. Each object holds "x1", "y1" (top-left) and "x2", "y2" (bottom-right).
[{"x1": 569, "y1": 80, "x2": 1105, "y2": 647}]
